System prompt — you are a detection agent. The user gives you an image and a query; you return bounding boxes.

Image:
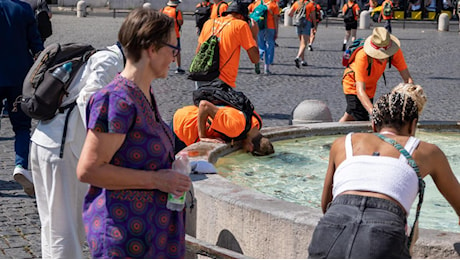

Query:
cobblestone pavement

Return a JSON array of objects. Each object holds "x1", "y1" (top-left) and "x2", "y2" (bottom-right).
[{"x1": 0, "y1": 11, "x2": 458, "y2": 258}]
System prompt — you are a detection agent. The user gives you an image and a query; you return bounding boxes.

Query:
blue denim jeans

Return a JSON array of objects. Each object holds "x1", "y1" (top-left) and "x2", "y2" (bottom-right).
[
  {"x1": 296, "y1": 20, "x2": 312, "y2": 36},
  {"x1": 308, "y1": 194, "x2": 410, "y2": 258},
  {"x1": 0, "y1": 86, "x2": 32, "y2": 169},
  {"x1": 257, "y1": 28, "x2": 276, "y2": 65}
]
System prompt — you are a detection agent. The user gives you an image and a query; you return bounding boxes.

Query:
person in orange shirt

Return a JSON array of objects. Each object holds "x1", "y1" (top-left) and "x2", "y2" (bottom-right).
[
  {"x1": 210, "y1": 0, "x2": 229, "y2": 18},
  {"x1": 288, "y1": 0, "x2": 317, "y2": 68},
  {"x1": 161, "y1": 0, "x2": 185, "y2": 74},
  {"x1": 195, "y1": 2, "x2": 259, "y2": 88},
  {"x1": 172, "y1": 101, "x2": 274, "y2": 156},
  {"x1": 339, "y1": 27, "x2": 414, "y2": 122},
  {"x1": 252, "y1": 0, "x2": 280, "y2": 75},
  {"x1": 308, "y1": 0, "x2": 322, "y2": 51},
  {"x1": 378, "y1": 0, "x2": 394, "y2": 33},
  {"x1": 195, "y1": 0, "x2": 214, "y2": 35},
  {"x1": 342, "y1": 0, "x2": 360, "y2": 51}
]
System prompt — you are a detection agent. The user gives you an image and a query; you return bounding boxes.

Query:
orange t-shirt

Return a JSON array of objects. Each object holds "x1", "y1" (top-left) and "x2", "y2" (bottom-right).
[
  {"x1": 161, "y1": 6, "x2": 183, "y2": 38},
  {"x1": 173, "y1": 105, "x2": 262, "y2": 145},
  {"x1": 250, "y1": 0, "x2": 280, "y2": 29},
  {"x1": 342, "y1": 48, "x2": 408, "y2": 98},
  {"x1": 210, "y1": 1, "x2": 228, "y2": 19},
  {"x1": 291, "y1": 0, "x2": 316, "y2": 22},
  {"x1": 342, "y1": 1, "x2": 360, "y2": 21},
  {"x1": 198, "y1": 16, "x2": 257, "y2": 87}
]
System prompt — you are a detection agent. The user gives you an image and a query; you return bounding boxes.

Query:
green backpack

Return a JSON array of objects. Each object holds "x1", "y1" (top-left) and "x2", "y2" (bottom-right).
[
  {"x1": 188, "y1": 20, "x2": 230, "y2": 82},
  {"x1": 383, "y1": 1, "x2": 392, "y2": 16}
]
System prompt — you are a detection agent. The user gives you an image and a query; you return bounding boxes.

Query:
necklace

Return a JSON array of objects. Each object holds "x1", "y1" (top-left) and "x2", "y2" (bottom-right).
[{"x1": 379, "y1": 130, "x2": 397, "y2": 136}]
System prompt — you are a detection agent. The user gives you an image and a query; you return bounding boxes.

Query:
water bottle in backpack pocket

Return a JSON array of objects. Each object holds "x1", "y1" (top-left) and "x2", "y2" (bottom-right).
[{"x1": 19, "y1": 43, "x2": 96, "y2": 121}]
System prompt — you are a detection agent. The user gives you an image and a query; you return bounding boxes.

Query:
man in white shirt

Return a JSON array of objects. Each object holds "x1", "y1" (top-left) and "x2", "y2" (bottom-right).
[{"x1": 29, "y1": 43, "x2": 125, "y2": 259}]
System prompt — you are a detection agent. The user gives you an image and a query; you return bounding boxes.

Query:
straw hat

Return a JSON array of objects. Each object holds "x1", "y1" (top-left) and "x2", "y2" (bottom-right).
[
  {"x1": 363, "y1": 27, "x2": 400, "y2": 59},
  {"x1": 167, "y1": 0, "x2": 179, "y2": 6}
]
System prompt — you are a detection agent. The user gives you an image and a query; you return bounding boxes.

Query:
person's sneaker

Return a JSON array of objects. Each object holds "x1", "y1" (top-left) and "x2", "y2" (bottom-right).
[
  {"x1": 294, "y1": 57, "x2": 301, "y2": 69},
  {"x1": 264, "y1": 70, "x2": 272, "y2": 75},
  {"x1": 308, "y1": 45, "x2": 313, "y2": 51},
  {"x1": 301, "y1": 61, "x2": 308, "y2": 66},
  {"x1": 255, "y1": 63, "x2": 261, "y2": 74},
  {"x1": 175, "y1": 68, "x2": 185, "y2": 74},
  {"x1": 13, "y1": 165, "x2": 34, "y2": 197},
  {"x1": 342, "y1": 43, "x2": 347, "y2": 51}
]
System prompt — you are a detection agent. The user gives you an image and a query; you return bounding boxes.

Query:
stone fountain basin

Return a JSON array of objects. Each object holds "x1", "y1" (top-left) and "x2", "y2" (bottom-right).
[{"x1": 184, "y1": 121, "x2": 460, "y2": 259}]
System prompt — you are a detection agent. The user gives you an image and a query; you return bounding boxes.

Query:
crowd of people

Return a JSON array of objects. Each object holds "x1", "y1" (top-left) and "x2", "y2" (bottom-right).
[{"x1": 1, "y1": 0, "x2": 459, "y2": 258}]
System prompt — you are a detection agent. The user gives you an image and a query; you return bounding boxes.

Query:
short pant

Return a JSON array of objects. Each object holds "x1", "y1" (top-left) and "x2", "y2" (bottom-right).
[
  {"x1": 308, "y1": 194, "x2": 410, "y2": 258},
  {"x1": 345, "y1": 20, "x2": 358, "y2": 30},
  {"x1": 345, "y1": 94, "x2": 372, "y2": 121},
  {"x1": 296, "y1": 20, "x2": 312, "y2": 35}
]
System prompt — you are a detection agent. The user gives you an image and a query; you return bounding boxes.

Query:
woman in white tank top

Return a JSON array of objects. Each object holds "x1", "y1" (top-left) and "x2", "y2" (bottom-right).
[{"x1": 308, "y1": 83, "x2": 460, "y2": 258}]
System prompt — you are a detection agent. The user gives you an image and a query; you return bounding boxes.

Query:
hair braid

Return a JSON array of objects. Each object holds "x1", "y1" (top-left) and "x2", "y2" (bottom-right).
[{"x1": 372, "y1": 92, "x2": 419, "y2": 131}]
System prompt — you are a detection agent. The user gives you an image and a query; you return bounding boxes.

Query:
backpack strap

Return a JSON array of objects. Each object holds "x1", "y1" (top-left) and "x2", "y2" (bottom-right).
[
  {"x1": 116, "y1": 41, "x2": 126, "y2": 66},
  {"x1": 58, "y1": 101, "x2": 77, "y2": 158},
  {"x1": 374, "y1": 133, "x2": 425, "y2": 249}
]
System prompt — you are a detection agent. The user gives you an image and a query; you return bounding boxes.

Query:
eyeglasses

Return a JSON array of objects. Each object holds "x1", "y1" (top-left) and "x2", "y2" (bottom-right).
[{"x1": 161, "y1": 42, "x2": 180, "y2": 57}]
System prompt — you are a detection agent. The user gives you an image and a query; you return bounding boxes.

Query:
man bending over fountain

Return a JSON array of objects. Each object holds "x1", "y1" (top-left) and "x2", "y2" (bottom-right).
[{"x1": 172, "y1": 100, "x2": 274, "y2": 156}]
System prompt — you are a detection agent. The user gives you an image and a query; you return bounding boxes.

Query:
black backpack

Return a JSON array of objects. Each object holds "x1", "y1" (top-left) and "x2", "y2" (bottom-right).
[
  {"x1": 195, "y1": 2, "x2": 211, "y2": 31},
  {"x1": 35, "y1": 1, "x2": 52, "y2": 39},
  {"x1": 20, "y1": 43, "x2": 96, "y2": 121},
  {"x1": 343, "y1": 3, "x2": 356, "y2": 24},
  {"x1": 192, "y1": 81, "x2": 262, "y2": 141}
]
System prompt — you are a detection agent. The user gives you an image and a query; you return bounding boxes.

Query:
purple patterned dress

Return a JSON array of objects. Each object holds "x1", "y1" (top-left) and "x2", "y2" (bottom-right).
[{"x1": 83, "y1": 74, "x2": 185, "y2": 258}]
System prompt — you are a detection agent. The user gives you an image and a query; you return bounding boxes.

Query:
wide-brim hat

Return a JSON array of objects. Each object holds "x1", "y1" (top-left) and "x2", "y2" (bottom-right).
[
  {"x1": 167, "y1": 0, "x2": 179, "y2": 6},
  {"x1": 363, "y1": 27, "x2": 400, "y2": 59},
  {"x1": 222, "y1": 2, "x2": 249, "y2": 19}
]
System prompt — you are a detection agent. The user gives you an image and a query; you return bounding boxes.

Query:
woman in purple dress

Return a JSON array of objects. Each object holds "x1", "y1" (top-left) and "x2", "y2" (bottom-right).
[{"x1": 77, "y1": 8, "x2": 192, "y2": 258}]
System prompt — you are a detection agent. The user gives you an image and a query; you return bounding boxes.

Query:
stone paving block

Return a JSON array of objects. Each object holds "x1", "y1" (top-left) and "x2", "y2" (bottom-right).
[
  {"x1": 0, "y1": 227, "x2": 19, "y2": 237},
  {"x1": 5, "y1": 235, "x2": 29, "y2": 248},
  {"x1": 0, "y1": 236, "x2": 9, "y2": 249},
  {"x1": 3, "y1": 247, "x2": 33, "y2": 259}
]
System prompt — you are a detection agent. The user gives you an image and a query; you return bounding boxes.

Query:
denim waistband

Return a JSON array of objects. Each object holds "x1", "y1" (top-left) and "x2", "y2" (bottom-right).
[{"x1": 331, "y1": 194, "x2": 406, "y2": 220}]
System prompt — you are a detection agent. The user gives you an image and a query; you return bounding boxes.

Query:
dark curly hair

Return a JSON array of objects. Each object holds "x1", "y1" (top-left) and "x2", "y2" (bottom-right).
[
  {"x1": 118, "y1": 8, "x2": 174, "y2": 62},
  {"x1": 372, "y1": 92, "x2": 419, "y2": 131}
]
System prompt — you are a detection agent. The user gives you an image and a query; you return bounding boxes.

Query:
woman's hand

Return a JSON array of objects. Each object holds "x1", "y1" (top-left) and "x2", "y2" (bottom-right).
[{"x1": 154, "y1": 169, "x2": 192, "y2": 197}]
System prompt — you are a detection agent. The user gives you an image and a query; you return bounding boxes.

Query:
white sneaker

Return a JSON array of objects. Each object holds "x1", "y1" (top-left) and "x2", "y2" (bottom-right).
[{"x1": 13, "y1": 165, "x2": 35, "y2": 197}]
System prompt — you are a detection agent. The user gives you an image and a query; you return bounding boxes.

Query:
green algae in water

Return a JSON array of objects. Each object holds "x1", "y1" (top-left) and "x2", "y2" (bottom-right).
[{"x1": 215, "y1": 131, "x2": 460, "y2": 233}]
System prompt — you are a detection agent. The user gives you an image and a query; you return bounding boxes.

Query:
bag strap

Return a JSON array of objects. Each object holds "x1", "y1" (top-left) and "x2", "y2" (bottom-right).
[
  {"x1": 374, "y1": 133, "x2": 425, "y2": 249},
  {"x1": 59, "y1": 101, "x2": 77, "y2": 158}
]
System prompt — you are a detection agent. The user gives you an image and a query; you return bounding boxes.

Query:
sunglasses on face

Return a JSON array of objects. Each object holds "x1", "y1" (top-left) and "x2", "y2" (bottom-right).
[{"x1": 161, "y1": 42, "x2": 181, "y2": 57}]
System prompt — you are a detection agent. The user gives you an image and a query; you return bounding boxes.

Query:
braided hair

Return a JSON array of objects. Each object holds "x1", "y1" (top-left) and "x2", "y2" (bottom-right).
[
  {"x1": 391, "y1": 83, "x2": 427, "y2": 115},
  {"x1": 372, "y1": 92, "x2": 419, "y2": 131}
]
